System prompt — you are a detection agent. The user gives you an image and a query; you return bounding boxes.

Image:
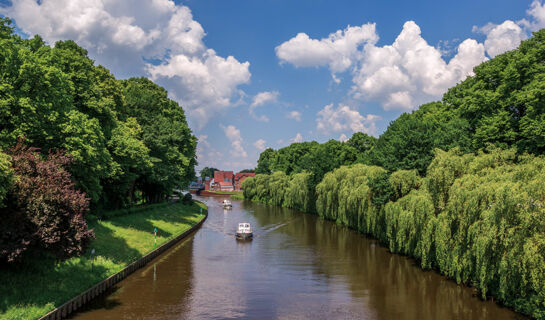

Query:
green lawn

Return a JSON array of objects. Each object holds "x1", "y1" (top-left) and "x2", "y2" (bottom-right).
[
  {"x1": 230, "y1": 194, "x2": 244, "y2": 200},
  {"x1": 0, "y1": 201, "x2": 207, "y2": 320},
  {"x1": 207, "y1": 190, "x2": 242, "y2": 195}
]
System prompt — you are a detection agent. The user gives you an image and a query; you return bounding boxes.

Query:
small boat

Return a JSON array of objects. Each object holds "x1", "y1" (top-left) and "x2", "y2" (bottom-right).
[
  {"x1": 236, "y1": 222, "x2": 253, "y2": 240},
  {"x1": 222, "y1": 199, "x2": 232, "y2": 209}
]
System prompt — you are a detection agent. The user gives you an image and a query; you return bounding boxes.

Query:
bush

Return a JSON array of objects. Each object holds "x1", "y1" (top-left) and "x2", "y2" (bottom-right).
[
  {"x1": 0, "y1": 142, "x2": 94, "y2": 263},
  {"x1": 181, "y1": 192, "x2": 192, "y2": 205}
]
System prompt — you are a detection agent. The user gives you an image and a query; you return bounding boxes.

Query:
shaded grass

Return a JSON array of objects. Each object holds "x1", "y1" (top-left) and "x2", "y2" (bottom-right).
[
  {"x1": 207, "y1": 190, "x2": 242, "y2": 195},
  {"x1": 230, "y1": 194, "x2": 244, "y2": 200},
  {"x1": 0, "y1": 201, "x2": 207, "y2": 320}
]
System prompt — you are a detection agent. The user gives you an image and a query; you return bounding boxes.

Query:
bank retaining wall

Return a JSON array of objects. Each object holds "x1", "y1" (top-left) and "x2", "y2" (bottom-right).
[{"x1": 38, "y1": 203, "x2": 208, "y2": 320}]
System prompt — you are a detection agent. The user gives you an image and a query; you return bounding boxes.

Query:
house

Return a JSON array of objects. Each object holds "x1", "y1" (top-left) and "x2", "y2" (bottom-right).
[
  {"x1": 234, "y1": 172, "x2": 255, "y2": 191},
  {"x1": 213, "y1": 170, "x2": 235, "y2": 191}
]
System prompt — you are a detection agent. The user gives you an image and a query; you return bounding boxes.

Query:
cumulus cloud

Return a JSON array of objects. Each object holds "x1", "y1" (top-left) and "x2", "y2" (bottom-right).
[
  {"x1": 290, "y1": 133, "x2": 303, "y2": 143},
  {"x1": 278, "y1": 0, "x2": 545, "y2": 112},
  {"x1": 222, "y1": 125, "x2": 247, "y2": 158},
  {"x1": 253, "y1": 139, "x2": 267, "y2": 151},
  {"x1": 316, "y1": 104, "x2": 379, "y2": 136},
  {"x1": 474, "y1": 21, "x2": 527, "y2": 58},
  {"x1": 286, "y1": 111, "x2": 302, "y2": 121},
  {"x1": 1, "y1": 0, "x2": 250, "y2": 129},
  {"x1": 248, "y1": 91, "x2": 278, "y2": 122},
  {"x1": 339, "y1": 133, "x2": 348, "y2": 142},
  {"x1": 353, "y1": 22, "x2": 487, "y2": 110},
  {"x1": 276, "y1": 23, "x2": 378, "y2": 74},
  {"x1": 520, "y1": 0, "x2": 545, "y2": 31}
]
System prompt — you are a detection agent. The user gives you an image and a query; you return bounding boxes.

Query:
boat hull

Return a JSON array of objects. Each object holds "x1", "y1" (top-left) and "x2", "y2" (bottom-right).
[{"x1": 235, "y1": 232, "x2": 253, "y2": 240}]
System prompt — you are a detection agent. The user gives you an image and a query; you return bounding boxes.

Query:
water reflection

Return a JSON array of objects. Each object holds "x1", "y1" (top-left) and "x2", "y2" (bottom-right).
[{"x1": 71, "y1": 196, "x2": 524, "y2": 320}]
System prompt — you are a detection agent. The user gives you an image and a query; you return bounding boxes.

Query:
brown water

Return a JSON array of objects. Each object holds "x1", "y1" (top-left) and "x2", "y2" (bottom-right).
[{"x1": 70, "y1": 196, "x2": 524, "y2": 319}]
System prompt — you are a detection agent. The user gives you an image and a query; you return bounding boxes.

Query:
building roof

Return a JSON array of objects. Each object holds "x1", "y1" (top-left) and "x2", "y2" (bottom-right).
[
  {"x1": 235, "y1": 172, "x2": 255, "y2": 181},
  {"x1": 214, "y1": 170, "x2": 234, "y2": 182}
]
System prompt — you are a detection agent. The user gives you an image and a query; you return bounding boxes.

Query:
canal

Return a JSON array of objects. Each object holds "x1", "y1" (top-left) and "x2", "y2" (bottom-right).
[{"x1": 70, "y1": 196, "x2": 524, "y2": 319}]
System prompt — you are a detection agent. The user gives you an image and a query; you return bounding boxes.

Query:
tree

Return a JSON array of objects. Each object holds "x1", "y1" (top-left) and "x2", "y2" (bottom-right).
[
  {"x1": 200, "y1": 167, "x2": 219, "y2": 179},
  {"x1": 0, "y1": 150, "x2": 13, "y2": 208},
  {"x1": 348, "y1": 132, "x2": 377, "y2": 163},
  {"x1": 443, "y1": 29, "x2": 545, "y2": 156},
  {"x1": 370, "y1": 102, "x2": 471, "y2": 175},
  {"x1": 122, "y1": 78, "x2": 196, "y2": 203},
  {"x1": 255, "y1": 148, "x2": 276, "y2": 174}
]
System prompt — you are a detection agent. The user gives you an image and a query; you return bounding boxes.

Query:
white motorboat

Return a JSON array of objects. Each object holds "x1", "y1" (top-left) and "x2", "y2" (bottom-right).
[
  {"x1": 236, "y1": 222, "x2": 253, "y2": 240},
  {"x1": 222, "y1": 199, "x2": 232, "y2": 209}
]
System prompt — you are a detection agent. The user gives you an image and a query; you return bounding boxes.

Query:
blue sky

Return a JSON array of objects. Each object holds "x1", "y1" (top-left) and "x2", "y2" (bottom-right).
[{"x1": 1, "y1": 0, "x2": 544, "y2": 173}]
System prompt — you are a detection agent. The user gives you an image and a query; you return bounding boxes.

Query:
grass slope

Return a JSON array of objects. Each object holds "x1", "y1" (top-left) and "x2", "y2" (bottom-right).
[{"x1": 0, "y1": 201, "x2": 206, "y2": 320}]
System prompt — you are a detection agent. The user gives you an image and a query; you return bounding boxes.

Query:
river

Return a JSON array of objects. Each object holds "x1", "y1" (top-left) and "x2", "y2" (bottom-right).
[{"x1": 70, "y1": 196, "x2": 524, "y2": 319}]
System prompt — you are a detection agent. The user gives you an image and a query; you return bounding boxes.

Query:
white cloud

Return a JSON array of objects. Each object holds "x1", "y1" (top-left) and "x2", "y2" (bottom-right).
[
  {"x1": 520, "y1": 0, "x2": 545, "y2": 31},
  {"x1": 277, "y1": 20, "x2": 487, "y2": 111},
  {"x1": 276, "y1": 23, "x2": 378, "y2": 74},
  {"x1": 290, "y1": 133, "x2": 303, "y2": 143},
  {"x1": 353, "y1": 21, "x2": 487, "y2": 110},
  {"x1": 253, "y1": 139, "x2": 266, "y2": 151},
  {"x1": 339, "y1": 133, "x2": 348, "y2": 142},
  {"x1": 248, "y1": 91, "x2": 278, "y2": 122},
  {"x1": 286, "y1": 111, "x2": 302, "y2": 121},
  {"x1": 148, "y1": 50, "x2": 250, "y2": 128},
  {"x1": 474, "y1": 21, "x2": 527, "y2": 58},
  {"x1": 1, "y1": 0, "x2": 250, "y2": 129},
  {"x1": 251, "y1": 91, "x2": 279, "y2": 107},
  {"x1": 222, "y1": 125, "x2": 247, "y2": 158},
  {"x1": 316, "y1": 104, "x2": 380, "y2": 136}
]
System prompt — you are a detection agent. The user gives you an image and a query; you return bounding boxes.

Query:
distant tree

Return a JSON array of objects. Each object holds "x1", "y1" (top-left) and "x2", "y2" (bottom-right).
[
  {"x1": 200, "y1": 167, "x2": 219, "y2": 179},
  {"x1": 239, "y1": 169, "x2": 255, "y2": 173},
  {"x1": 348, "y1": 132, "x2": 377, "y2": 153},
  {"x1": 0, "y1": 141, "x2": 94, "y2": 263},
  {"x1": 370, "y1": 102, "x2": 471, "y2": 175},
  {"x1": 255, "y1": 148, "x2": 276, "y2": 174}
]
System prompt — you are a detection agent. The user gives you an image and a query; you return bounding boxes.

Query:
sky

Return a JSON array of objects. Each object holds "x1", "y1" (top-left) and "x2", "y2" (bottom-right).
[{"x1": 1, "y1": 0, "x2": 545, "y2": 173}]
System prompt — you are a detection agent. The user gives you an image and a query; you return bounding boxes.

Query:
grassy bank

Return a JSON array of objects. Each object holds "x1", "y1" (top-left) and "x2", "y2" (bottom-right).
[
  {"x1": 230, "y1": 194, "x2": 244, "y2": 200},
  {"x1": 206, "y1": 190, "x2": 242, "y2": 195},
  {"x1": 0, "y1": 201, "x2": 207, "y2": 320}
]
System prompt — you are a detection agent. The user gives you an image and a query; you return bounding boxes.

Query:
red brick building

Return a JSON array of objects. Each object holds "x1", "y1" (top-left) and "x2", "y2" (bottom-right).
[
  {"x1": 213, "y1": 171, "x2": 235, "y2": 191},
  {"x1": 234, "y1": 172, "x2": 255, "y2": 191}
]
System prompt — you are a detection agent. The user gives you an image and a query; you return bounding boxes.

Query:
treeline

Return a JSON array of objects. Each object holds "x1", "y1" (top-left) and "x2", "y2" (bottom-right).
[
  {"x1": 0, "y1": 18, "x2": 196, "y2": 263},
  {"x1": 243, "y1": 29, "x2": 545, "y2": 319}
]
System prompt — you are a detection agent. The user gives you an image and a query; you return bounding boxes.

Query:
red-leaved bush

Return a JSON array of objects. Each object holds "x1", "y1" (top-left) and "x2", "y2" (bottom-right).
[{"x1": 0, "y1": 141, "x2": 94, "y2": 263}]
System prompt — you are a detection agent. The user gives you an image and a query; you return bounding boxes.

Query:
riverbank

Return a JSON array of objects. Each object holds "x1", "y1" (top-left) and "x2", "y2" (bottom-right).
[
  {"x1": 0, "y1": 201, "x2": 207, "y2": 320},
  {"x1": 198, "y1": 190, "x2": 242, "y2": 197}
]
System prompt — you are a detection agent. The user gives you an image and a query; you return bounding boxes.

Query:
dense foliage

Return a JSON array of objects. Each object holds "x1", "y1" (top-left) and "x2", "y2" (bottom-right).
[
  {"x1": 0, "y1": 18, "x2": 196, "y2": 263},
  {"x1": 254, "y1": 138, "x2": 370, "y2": 186},
  {"x1": 245, "y1": 30, "x2": 545, "y2": 318},
  {"x1": 0, "y1": 150, "x2": 13, "y2": 208},
  {"x1": 200, "y1": 167, "x2": 219, "y2": 179},
  {"x1": 0, "y1": 18, "x2": 196, "y2": 209},
  {"x1": 0, "y1": 142, "x2": 93, "y2": 263}
]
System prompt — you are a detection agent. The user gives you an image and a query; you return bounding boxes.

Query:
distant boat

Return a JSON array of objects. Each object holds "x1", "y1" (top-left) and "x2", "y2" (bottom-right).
[
  {"x1": 222, "y1": 199, "x2": 232, "y2": 209},
  {"x1": 236, "y1": 222, "x2": 253, "y2": 240}
]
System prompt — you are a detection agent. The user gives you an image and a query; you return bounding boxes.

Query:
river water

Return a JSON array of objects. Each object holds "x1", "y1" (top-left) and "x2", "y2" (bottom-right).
[{"x1": 70, "y1": 196, "x2": 524, "y2": 319}]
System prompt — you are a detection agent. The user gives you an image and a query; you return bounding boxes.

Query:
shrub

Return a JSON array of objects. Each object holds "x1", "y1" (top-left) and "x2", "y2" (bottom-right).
[
  {"x1": 181, "y1": 192, "x2": 192, "y2": 205},
  {"x1": 0, "y1": 142, "x2": 94, "y2": 263}
]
